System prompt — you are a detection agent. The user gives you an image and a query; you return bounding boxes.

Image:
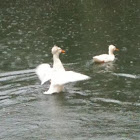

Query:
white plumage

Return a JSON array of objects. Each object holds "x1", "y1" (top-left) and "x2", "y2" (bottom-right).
[
  {"x1": 36, "y1": 45, "x2": 90, "y2": 94},
  {"x1": 93, "y1": 45, "x2": 119, "y2": 63}
]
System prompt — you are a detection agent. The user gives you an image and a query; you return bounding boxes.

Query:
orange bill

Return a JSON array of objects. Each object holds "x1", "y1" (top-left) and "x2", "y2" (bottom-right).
[{"x1": 61, "y1": 50, "x2": 65, "y2": 53}]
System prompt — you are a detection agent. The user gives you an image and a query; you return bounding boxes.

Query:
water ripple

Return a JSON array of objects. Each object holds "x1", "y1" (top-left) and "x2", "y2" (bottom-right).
[
  {"x1": 113, "y1": 73, "x2": 140, "y2": 79},
  {"x1": 0, "y1": 69, "x2": 35, "y2": 77},
  {"x1": 0, "y1": 69, "x2": 36, "y2": 83},
  {"x1": 92, "y1": 97, "x2": 140, "y2": 107}
]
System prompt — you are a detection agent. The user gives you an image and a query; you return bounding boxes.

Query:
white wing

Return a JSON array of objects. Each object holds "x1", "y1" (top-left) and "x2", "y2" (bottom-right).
[
  {"x1": 93, "y1": 54, "x2": 114, "y2": 62},
  {"x1": 52, "y1": 71, "x2": 90, "y2": 85},
  {"x1": 93, "y1": 54, "x2": 108, "y2": 61},
  {"x1": 35, "y1": 63, "x2": 52, "y2": 85}
]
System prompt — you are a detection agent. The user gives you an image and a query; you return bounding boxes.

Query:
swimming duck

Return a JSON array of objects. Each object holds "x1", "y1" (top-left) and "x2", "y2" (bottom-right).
[
  {"x1": 36, "y1": 45, "x2": 90, "y2": 94},
  {"x1": 93, "y1": 45, "x2": 119, "y2": 63}
]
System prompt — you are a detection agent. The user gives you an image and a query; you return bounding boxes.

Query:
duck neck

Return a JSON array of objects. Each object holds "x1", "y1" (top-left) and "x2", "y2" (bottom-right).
[
  {"x1": 53, "y1": 54, "x2": 65, "y2": 71},
  {"x1": 109, "y1": 50, "x2": 114, "y2": 56}
]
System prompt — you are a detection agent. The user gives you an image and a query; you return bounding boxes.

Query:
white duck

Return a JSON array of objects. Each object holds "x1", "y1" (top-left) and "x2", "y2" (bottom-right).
[
  {"x1": 36, "y1": 45, "x2": 90, "y2": 94},
  {"x1": 93, "y1": 45, "x2": 119, "y2": 63}
]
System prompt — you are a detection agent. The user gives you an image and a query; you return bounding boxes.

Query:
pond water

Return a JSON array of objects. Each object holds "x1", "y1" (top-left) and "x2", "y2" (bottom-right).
[{"x1": 0, "y1": 1, "x2": 140, "y2": 140}]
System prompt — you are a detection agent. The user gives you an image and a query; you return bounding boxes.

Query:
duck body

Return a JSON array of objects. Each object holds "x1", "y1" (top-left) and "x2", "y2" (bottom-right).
[
  {"x1": 93, "y1": 54, "x2": 115, "y2": 63},
  {"x1": 36, "y1": 45, "x2": 90, "y2": 94},
  {"x1": 93, "y1": 45, "x2": 119, "y2": 63}
]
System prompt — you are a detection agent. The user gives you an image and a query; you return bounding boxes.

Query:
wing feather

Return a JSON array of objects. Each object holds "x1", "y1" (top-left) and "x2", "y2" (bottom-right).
[
  {"x1": 35, "y1": 63, "x2": 52, "y2": 85},
  {"x1": 52, "y1": 71, "x2": 90, "y2": 85}
]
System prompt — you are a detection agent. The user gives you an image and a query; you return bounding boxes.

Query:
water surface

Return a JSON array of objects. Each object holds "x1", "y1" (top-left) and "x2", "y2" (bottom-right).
[{"x1": 0, "y1": 1, "x2": 140, "y2": 140}]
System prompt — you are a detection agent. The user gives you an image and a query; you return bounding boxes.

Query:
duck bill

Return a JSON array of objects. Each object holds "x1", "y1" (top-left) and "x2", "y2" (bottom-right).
[
  {"x1": 61, "y1": 49, "x2": 65, "y2": 53},
  {"x1": 115, "y1": 48, "x2": 119, "y2": 51}
]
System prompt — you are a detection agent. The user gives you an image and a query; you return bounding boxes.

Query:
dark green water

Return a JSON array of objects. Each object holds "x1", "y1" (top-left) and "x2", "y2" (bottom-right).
[{"x1": 0, "y1": 1, "x2": 140, "y2": 140}]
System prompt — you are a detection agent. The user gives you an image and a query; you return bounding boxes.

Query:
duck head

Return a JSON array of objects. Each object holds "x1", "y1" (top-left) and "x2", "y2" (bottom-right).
[
  {"x1": 109, "y1": 45, "x2": 119, "y2": 55},
  {"x1": 52, "y1": 45, "x2": 65, "y2": 56}
]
